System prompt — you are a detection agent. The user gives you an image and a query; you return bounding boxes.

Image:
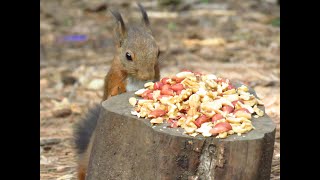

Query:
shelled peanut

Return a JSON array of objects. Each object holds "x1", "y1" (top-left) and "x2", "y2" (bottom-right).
[{"x1": 129, "y1": 70, "x2": 264, "y2": 138}]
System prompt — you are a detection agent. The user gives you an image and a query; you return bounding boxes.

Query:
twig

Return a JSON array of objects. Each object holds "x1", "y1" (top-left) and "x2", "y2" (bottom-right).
[
  {"x1": 67, "y1": 81, "x2": 80, "y2": 102},
  {"x1": 40, "y1": 94, "x2": 63, "y2": 101}
]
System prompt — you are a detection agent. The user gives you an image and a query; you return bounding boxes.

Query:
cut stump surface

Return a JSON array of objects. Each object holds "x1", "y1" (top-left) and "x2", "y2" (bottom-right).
[{"x1": 87, "y1": 83, "x2": 276, "y2": 180}]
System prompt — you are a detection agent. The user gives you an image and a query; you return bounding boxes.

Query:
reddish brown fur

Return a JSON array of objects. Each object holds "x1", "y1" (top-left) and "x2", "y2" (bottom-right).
[
  {"x1": 77, "y1": 166, "x2": 86, "y2": 180},
  {"x1": 102, "y1": 56, "x2": 127, "y2": 101},
  {"x1": 76, "y1": 4, "x2": 160, "y2": 179},
  {"x1": 77, "y1": 130, "x2": 95, "y2": 179}
]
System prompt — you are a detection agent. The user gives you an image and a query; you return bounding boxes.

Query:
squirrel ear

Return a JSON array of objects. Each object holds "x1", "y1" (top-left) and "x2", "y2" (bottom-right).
[
  {"x1": 110, "y1": 10, "x2": 127, "y2": 45},
  {"x1": 137, "y1": 3, "x2": 152, "y2": 33}
]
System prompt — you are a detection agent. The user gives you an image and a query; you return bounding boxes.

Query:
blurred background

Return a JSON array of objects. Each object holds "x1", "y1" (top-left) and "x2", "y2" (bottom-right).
[{"x1": 40, "y1": 0, "x2": 280, "y2": 179}]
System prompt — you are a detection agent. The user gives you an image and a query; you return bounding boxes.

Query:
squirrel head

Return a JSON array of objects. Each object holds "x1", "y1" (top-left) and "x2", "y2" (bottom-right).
[{"x1": 110, "y1": 3, "x2": 160, "y2": 81}]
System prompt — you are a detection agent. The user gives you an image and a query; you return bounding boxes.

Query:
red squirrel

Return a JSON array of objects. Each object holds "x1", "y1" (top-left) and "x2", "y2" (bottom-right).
[{"x1": 73, "y1": 3, "x2": 160, "y2": 180}]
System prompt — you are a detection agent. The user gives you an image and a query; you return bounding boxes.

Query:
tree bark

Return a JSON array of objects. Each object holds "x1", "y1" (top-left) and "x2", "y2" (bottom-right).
[{"x1": 87, "y1": 86, "x2": 276, "y2": 180}]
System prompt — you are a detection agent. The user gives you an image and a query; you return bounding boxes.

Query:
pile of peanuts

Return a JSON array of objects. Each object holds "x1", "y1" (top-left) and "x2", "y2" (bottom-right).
[{"x1": 128, "y1": 70, "x2": 264, "y2": 138}]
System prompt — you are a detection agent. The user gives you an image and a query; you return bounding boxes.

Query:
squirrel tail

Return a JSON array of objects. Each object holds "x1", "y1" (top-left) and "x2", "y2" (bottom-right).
[{"x1": 73, "y1": 104, "x2": 101, "y2": 155}]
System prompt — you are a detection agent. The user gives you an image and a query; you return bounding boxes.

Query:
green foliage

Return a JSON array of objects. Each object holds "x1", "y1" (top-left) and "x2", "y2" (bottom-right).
[
  {"x1": 271, "y1": 17, "x2": 280, "y2": 27},
  {"x1": 200, "y1": 0, "x2": 210, "y2": 3},
  {"x1": 64, "y1": 18, "x2": 73, "y2": 27},
  {"x1": 168, "y1": 22, "x2": 177, "y2": 31},
  {"x1": 158, "y1": 0, "x2": 181, "y2": 6}
]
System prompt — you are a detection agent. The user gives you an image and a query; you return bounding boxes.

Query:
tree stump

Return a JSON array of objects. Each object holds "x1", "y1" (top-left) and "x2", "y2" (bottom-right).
[{"x1": 86, "y1": 84, "x2": 276, "y2": 180}]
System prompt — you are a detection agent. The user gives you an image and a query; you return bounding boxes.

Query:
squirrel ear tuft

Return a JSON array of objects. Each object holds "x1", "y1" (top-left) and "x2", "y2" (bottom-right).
[
  {"x1": 137, "y1": 3, "x2": 150, "y2": 27},
  {"x1": 110, "y1": 9, "x2": 127, "y2": 44}
]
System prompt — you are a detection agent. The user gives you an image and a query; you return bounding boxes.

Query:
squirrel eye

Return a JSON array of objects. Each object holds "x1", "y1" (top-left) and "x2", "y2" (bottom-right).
[
  {"x1": 157, "y1": 50, "x2": 161, "y2": 57},
  {"x1": 126, "y1": 52, "x2": 132, "y2": 61}
]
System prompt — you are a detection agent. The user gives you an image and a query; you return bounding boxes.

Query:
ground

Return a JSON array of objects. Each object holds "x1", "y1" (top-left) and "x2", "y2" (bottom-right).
[{"x1": 40, "y1": 0, "x2": 280, "y2": 179}]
